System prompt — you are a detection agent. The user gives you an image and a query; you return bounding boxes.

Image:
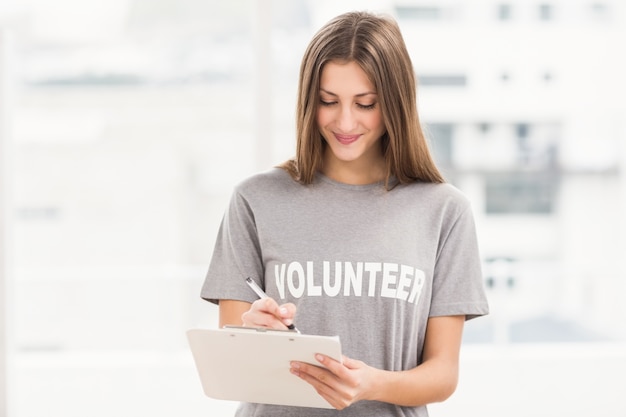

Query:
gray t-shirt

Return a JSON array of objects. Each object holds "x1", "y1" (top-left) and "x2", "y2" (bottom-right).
[{"x1": 201, "y1": 168, "x2": 489, "y2": 417}]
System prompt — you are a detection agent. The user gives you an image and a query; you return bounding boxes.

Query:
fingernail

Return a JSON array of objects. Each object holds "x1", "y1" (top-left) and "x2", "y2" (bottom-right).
[
  {"x1": 280, "y1": 307, "x2": 288, "y2": 315},
  {"x1": 315, "y1": 354, "x2": 324, "y2": 363}
]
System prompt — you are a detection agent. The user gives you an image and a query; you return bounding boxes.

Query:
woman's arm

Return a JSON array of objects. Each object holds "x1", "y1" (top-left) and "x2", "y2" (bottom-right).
[
  {"x1": 290, "y1": 315, "x2": 465, "y2": 409},
  {"x1": 218, "y1": 299, "x2": 251, "y2": 327},
  {"x1": 372, "y1": 315, "x2": 465, "y2": 404}
]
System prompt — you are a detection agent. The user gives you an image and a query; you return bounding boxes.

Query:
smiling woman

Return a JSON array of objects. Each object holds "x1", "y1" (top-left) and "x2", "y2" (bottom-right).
[
  {"x1": 201, "y1": 10, "x2": 488, "y2": 417},
  {"x1": 316, "y1": 61, "x2": 387, "y2": 184}
]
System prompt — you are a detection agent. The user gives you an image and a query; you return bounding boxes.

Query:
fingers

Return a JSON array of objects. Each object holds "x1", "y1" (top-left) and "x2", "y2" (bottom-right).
[
  {"x1": 340, "y1": 355, "x2": 361, "y2": 369},
  {"x1": 290, "y1": 354, "x2": 366, "y2": 410},
  {"x1": 315, "y1": 354, "x2": 361, "y2": 375},
  {"x1": 290, "y1": 359, "x2": 352, "y2": 410},
  {"x1": 290, "y1": 357, "x2": 339, "y2": 389},
  {"x1": 279, "y1": 302, "x2": 297, "y2": 326},
  {"x1": 241, "y1": 298, "x2": 297, "y2": 330}
]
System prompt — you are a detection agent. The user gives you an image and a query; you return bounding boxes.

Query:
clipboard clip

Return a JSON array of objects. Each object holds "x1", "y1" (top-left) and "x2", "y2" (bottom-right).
[{"x1": 223, "y1": 325, "x2": 300, "y2": 333}]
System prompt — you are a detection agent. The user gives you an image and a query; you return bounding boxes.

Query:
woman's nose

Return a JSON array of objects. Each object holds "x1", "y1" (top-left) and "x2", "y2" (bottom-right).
[{"x1": 336, "y1": 106, "x2": 357, "y2": 132}]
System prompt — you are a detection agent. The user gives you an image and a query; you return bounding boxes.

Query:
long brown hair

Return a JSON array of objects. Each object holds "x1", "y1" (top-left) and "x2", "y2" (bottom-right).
[{"x1": 280, "y1": 11, "x2": 444, "y2": 186}]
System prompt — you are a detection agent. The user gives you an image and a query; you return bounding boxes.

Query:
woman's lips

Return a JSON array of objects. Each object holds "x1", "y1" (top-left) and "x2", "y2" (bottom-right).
[{"x1": 334, "y1": 133, "x2": 360, "y2": 145}]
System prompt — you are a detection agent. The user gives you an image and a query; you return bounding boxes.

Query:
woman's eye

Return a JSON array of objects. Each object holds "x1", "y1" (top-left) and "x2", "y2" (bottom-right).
[
  {"x1": 319, "y1": 100, "x2": 376, "y2": 110},
  {"x1": 357, "y1": 103, "x2": 377, "y2": 110}
]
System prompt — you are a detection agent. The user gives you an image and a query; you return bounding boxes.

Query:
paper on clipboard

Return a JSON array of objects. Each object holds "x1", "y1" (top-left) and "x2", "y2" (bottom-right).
[{"x1": 186, "y1": 327, "x2": 342, "y2": 409}]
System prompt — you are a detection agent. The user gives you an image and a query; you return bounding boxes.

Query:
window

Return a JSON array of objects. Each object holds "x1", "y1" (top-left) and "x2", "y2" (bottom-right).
[
  {"x1": 516, "y1": 123, "x2": 529, "y2": 139},
  {"x1": 538, "y1": 3, "x2": 554, "y2": 20},
  {"x1": 419, "y1": 74, "x2": 467, "y2": 87},
  {"x1": 589, "y1": 2, "x2": 609, "y2": 21},
  {"x1": 485, "y1": 172, "x2": 558, "y2": 214},
  {"x1": 497, "y1": 4, "x2": 513, "y2": 20},
  {"x1": 426, "y1": 123, "x2": 454, "y2": 167},
  {"x1": 543, "y1": 71, "x2": 554, "y2": 82},
  {"x1": 395, "y1": 6, "x2": 442, "y2": 20}
]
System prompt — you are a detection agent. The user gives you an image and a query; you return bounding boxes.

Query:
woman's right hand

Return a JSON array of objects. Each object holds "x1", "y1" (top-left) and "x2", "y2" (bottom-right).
[{"x1": 241, "y1": 297, "x2": 297, "y2": 330}]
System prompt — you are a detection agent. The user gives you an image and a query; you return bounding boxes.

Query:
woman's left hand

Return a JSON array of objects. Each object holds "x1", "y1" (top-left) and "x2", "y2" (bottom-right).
[{"x1": 290, "y1": 354, "x2": 377, "y2": 410}]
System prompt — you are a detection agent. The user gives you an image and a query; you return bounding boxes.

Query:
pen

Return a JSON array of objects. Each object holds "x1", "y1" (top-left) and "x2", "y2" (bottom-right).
[{"x1": 245, "y1": 277, "x2": 299, "y2": 332}]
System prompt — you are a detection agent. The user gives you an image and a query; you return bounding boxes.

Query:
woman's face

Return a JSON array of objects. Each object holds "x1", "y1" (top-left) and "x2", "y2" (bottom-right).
[{"x1": 316, "y1": 61, "x2": 386, "y2": 180}]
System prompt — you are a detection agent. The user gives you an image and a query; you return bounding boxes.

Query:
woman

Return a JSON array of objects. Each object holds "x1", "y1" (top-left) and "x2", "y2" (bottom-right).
[{"x1": 201, "y1": 11, "x2": 489, "y2": 417}]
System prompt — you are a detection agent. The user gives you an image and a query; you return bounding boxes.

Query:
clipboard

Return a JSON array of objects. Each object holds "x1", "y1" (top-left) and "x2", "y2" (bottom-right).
[{"x1": 186, "y1": 327, "x2": 342, "y2": 409}]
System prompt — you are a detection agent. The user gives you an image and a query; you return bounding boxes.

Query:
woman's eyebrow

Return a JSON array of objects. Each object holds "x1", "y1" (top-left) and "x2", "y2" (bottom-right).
[{"x1": 319, "y1": 88, "x2": 377, "y2": 98}]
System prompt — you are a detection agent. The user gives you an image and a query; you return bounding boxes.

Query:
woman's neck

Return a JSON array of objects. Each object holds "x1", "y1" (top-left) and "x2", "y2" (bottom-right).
[{"x1": 321, "y1": 154, "x2": 386, "y2": 185}]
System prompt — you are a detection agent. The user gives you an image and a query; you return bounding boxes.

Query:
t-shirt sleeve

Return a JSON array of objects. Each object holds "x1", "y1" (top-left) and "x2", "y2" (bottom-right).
[
  {"x1": 200, "y1": 187, "x2": 264, "y2": 305},
  {"x1": 430, "y1": 204, "x2": 489, "y2": 320}
]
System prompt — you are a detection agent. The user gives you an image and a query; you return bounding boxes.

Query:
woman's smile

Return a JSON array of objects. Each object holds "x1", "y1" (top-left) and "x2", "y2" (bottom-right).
[{"x1": 334, "y1": 133, "x2": 361, "y2": 145}]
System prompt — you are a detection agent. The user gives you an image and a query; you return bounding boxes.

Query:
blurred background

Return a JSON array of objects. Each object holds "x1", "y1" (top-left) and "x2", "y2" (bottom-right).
[{"x1": 1, "y1": 0, "x2": 625, "y2": 416}]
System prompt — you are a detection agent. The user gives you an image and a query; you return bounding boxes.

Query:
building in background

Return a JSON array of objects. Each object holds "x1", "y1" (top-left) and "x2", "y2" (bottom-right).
[{"x1": 385, "y1": 0, "x2": 626, "y2": 343}]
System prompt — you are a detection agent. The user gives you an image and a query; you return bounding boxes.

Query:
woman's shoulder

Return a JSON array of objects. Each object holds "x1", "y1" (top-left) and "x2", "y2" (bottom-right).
[
  {"x1": 234, "y1": 167, "x2": 298, "y2": 196},
  {"x1": 403, "y1": 181, "x2": 472, "y2": 210}
]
